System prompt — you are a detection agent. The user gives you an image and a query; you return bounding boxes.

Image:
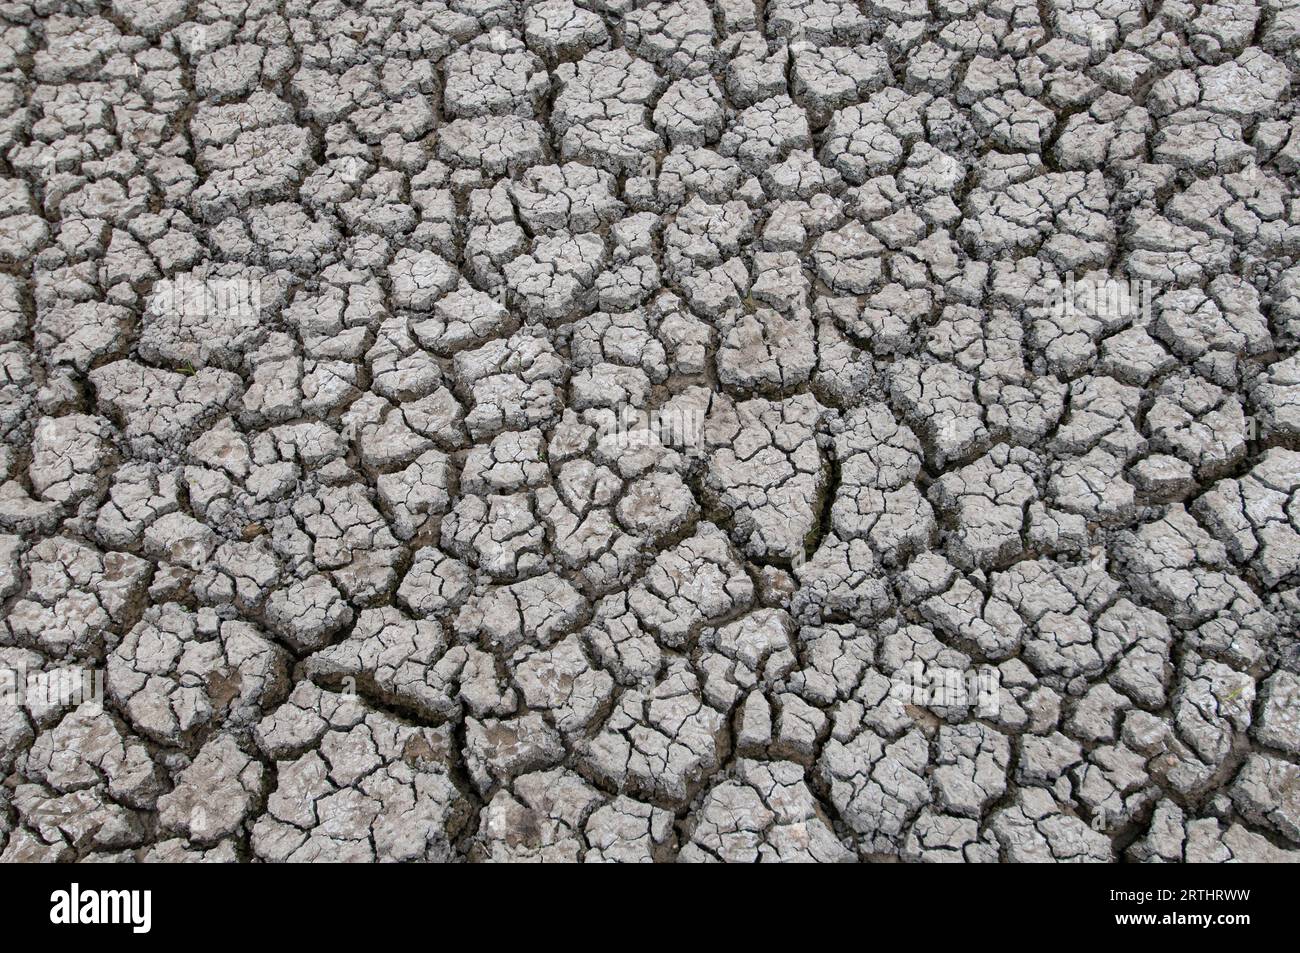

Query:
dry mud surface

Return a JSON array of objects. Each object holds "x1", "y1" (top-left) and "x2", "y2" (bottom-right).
[{"x1": 1, "y1": 0, "x2": 1300, "y2": 863}]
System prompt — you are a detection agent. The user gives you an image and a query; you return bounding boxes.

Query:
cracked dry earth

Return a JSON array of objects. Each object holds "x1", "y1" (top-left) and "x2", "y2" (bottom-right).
[{"x1": 2, "y1": 0, "x2": 1300, "y2": 867}]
